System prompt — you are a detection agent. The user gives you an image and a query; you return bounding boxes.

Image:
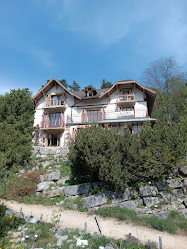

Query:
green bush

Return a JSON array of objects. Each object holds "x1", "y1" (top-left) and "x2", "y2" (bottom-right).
[
  {"x1": 69, "y1": 124, "x2": 128, "y2": 190},
  {"x1": 69, "y1": 120, "x2": 186, "y2": 190},
  {"x1": 0, "y1": 203, "x2": 25, "y2": 239}
]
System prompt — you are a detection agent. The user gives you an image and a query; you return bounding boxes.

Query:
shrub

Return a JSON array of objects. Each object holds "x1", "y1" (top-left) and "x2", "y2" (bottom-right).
[
  {"x1": 69, "y1": 120, "x2": 186, "y2": 190},
  {"x1": 3, "y1": 171, "x2": 43, "y2": 198},
  {"x1": 69, "y1": 124, "x2": 129, "y2": 190},
  {"x1": 0, "y1": 203, "x2": 25, "y2": 239}
]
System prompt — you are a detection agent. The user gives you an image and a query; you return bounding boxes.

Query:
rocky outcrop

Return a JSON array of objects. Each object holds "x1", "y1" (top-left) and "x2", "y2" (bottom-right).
[
  {"x1": 83, "y1": 191, "x2": 111, "y2": 208},
  {"x1": 37, "y1": 181, "x2": 54, "y2": 192},
  {"x1": 143, "y1": 197, "x2": 160, "y2": 207},
  {"x1": 111, "y1": 188, "x2": 137, "y2": 204},
  {"x1": 167, "y1": 179, "x2": 182, "y2": 189},
  {"x1": 139, "y1": 186, "x2": 158, "y2": 197},
  {"x1": 42, "y1": 187, "x2": 64, "y2": 198},
  {"x1": 115, "y1": 199, "x2": 143, "y2": 210},
  {"x1": 64, "y1": 182, "x2": 102, "y2": 196},
  {"x1": 46, "y1": 171, "x2": 60, "y2": 181},
  {"x1": 154, "y1": 181, "x2": 169, "y2": 191},
  {"x1": 179, "y1": 166, "x2": 187, "y2": 177}
]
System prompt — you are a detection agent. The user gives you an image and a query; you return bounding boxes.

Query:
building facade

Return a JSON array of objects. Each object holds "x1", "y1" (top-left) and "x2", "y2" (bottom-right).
[{"x1": 32, "y1": 78, "x2": 156, "y2": 147}]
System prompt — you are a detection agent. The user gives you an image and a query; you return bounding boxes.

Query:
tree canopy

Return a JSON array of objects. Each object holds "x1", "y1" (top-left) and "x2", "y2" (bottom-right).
[
  {"x1": 0, "y1": 89, "x2": 34, "y2": 173},
  {"x1": 100, "y1": 79, "x2": 113, "y2": 89},
  {"x1": 142, "y1": 57, "x2": 187, "y2": 123}
]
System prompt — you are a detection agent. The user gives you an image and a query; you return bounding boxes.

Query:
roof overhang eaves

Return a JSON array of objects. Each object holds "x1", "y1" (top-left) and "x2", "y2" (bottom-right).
[
  {"x1": 32, "y1": 78, "x2": 81, "y2": 102},
  {"x1": 99, "y1": 80, "x2": 156, "y2": 99}
]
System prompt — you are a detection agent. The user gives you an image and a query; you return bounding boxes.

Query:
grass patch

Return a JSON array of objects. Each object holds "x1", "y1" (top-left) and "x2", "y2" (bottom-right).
[
  {"x1": 21, "y1": 194, "x2": 66, "y2": 206},
  {"x1": 59, "y1": 160, "x2": 72, "y2": 177},
  {"x1": 63, "y1": 196, "x2": 88, "y2": 212},
  {"x1": 96, "y1": 206, "x2": 187, "y2": 235}
]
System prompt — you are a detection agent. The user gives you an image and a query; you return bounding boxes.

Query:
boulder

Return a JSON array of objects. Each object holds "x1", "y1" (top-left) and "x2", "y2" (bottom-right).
[
  {"x1": 143, "y1": 197, "x2": 160, "y2": 207},
  {"x1": 183, "y1": 179, "x2": 187, "y2": 186},
  {"x1": 83, "y1": 191, "x2": 111, "y2": 208},
  {"x1": 57, "y1": 177, "x2": 71, "y2": 185},
  {"x1": 183, "y1": 198, "x2": 187, "y2": 207},
  {"x1": 167, "y1": 179, "x2": 182, "y2": 189},
  {"x1": 111, "y1": 188, "x2": 137, "y2": 204},
  {"x1": 179, "y1": 166, "x2": 187, "y2": 177},
  {"x1": 37, "y1": 181, "x2": 54, "y2": 192},
  {"x1": 172, "y1": 189, "x2": 184, "y2": 198},
  {"x1": 139, "y1": 186, "x2": 158, "y2": 197},
  {"x1": 92, "y1": 181, "x2": 102, "y2": 189},
  {"x1": 64, "y1": 183, "x2": 93, "y2": 196},
  {"x1": 179, "y1": 208, "x2": 187, "y2": 218},
  {"x1": 76, "y1": 238, "x2": 88, "y2": 247},
  {"x1": 155, "y1": 181, "x2": 169, "y2": 191},
  {"x1": 46, "y1": 171, "x2": 60, "y2": 181},
  {"x1": 42, "y1": 187, "x2": 64, "y2": 198},
  {"x1": 26, "y1": 216, "x2": 39, "y2": 224},
  {"x1": 40, "y1": 175, "x2": 45, "y2": 182},
  {"x1": 119, "y1": 199, "x2": 143, "y2": 209},
  {"x1": 57, "y1": 235, "x2": 68, "y2": 247},
  {"x1": 183, "y1": 179, "x2": 187, "y2": 194}
]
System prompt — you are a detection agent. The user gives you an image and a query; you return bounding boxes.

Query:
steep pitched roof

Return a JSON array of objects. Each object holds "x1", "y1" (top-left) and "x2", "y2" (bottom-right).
[
  {"x1": 99, "y1": 79, "x2": 156, "y2": 116},
  {"x1": 32, "y1": 78, "x2": 156, "y2": 116},
  {"x1": 32, "y1": 78, "x2": 81, "y2": 101},
  {"x1": 72, "y1": 88, "x2": 109, "y2": 99}
]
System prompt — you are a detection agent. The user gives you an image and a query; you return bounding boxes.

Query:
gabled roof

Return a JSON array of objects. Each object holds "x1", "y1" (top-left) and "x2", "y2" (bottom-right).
[
  {"x1": 73, "y1": 88, "x2": 109, "y2": 99},
  {"x1": 32, "y1": 78, "x2": 156, "y2": 116},
  {"x1": 99, "y1": 79, "x2": 155, "y2": 98},
  {"x1": 99, "y1": 79, "x2": 156, "y2": 116},
  {"x1": 32, "y1": 78, "x2": 81, "y2": 101}
]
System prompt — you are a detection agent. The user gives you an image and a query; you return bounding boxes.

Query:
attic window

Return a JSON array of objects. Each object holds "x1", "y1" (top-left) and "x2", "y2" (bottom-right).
[{"x1": 84, "y1": 86, "x2": 97, "y2": 97}]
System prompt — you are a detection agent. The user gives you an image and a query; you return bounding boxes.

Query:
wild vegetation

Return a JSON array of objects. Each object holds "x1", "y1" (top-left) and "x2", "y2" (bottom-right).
[
  {"x1": 0, "y1": 89, "x2": 34, "y2": 177},
  {"x1": 69, "y1": 120, "x2": 186, "y2": 190},
  {"x1": 0, "y1": 203, "x2": 156, "y2": 249}
]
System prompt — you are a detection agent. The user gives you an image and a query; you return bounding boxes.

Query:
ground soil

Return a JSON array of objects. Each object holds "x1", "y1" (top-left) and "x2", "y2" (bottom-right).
[{"x1": 1, "y1": 199, "x2": 187, "y2": 249}]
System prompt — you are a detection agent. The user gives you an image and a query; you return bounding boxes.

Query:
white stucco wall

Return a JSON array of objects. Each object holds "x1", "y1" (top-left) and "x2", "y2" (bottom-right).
[{"x1": 33, "y1": 82, "x2": 150, "y2": 147}]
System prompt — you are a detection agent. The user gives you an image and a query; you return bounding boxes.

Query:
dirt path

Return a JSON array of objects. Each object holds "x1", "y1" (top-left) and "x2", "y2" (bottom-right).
[{"x1": 1, "y1": 199, "x2": 187, "y2": 249}]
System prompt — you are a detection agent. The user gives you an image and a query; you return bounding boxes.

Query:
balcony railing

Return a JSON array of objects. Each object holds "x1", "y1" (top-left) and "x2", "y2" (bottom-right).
[
  {"x1": 44, "y1": 99, "x2": 66, "y2": 108},
  {"x1": 66, "y1": 109, "x2": 148, "y2": 124},
  {"x1": 41, "y1": 119, "x2": 65, "y2": 129},
  {"x1": 117, "y1": 94, "x2": 135, "y2": 103},
  {"x1": 105, "y1": 110, "x2": 135, "y2": 119}
]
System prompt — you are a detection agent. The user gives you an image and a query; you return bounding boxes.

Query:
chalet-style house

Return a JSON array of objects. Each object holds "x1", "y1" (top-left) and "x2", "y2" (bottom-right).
[{"x1": 32, "y1": 78, "x2": 156, "y2": 147}]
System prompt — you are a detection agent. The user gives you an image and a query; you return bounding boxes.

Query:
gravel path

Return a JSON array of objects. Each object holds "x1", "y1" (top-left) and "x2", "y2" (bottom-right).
[{"x1": 1, "y1": 199, "x2": 187, "y2": 249}]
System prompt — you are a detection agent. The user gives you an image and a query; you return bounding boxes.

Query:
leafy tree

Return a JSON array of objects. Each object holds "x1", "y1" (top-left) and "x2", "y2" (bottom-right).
[
  {"x1": 69, "y1": 124, "x2": 128, "y2": 190},
  {"x1": 59, "y1": 79, "x2": 68, "y2": 89},
  {"x1": 101, "y1": 79, "x2": 113, "y2": 89},
  {"x1": 142, "y1": 57, "x2": 187, "y2": 123},
  {"x1": 0, "y1": 89, "x2": 34, "y2": 173},
  {"x1": 68, "y1": 81, "x2": 81, "y2": 91}
]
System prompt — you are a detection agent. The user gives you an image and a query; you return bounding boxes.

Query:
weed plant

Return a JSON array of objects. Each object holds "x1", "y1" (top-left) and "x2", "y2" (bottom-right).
[{"x1": 96, "y1": 206, "x2": 187, "y2": 234}]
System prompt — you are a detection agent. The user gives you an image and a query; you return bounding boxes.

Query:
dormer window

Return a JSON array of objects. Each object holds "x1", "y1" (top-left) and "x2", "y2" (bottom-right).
[{"x1": 84, "y1": 85, "x2": 97, "y2": 97}]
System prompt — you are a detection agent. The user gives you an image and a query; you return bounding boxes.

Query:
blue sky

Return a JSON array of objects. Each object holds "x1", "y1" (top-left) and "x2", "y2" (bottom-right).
[{"x1": 0, "y1": 0, "x2": 187, "y2": 95}]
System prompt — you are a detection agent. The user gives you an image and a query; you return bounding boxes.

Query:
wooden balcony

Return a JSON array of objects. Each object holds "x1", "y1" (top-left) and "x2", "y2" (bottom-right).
[
  {"x1": 66, "y1": 109, "x2": 148, "y2": 124},
  {"x1": 117, "y1": 94, "x2": 136, "y2": 105},
  {"x1": 40, "y1": 119, "x2": 65, "y2": 131},
  {"x1": 43, "y1": 99, "x2": 66, "y2": 111}
]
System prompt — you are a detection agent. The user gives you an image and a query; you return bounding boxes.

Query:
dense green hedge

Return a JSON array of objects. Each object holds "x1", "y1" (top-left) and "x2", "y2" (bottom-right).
[{"x1": 69, "y1": 121, "x2": 186, "y2": 190}]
